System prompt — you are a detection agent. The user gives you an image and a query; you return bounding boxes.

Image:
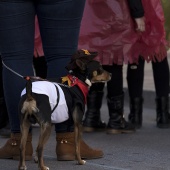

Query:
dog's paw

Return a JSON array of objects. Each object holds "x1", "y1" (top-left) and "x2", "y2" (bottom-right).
[
  {"x1": 41, "y1": 166, "x2": 49, "y2": 170},
  {"x1": 34, "y1": 155, "x2": 38, "y2": 163},
  {"x1": 78, "y1": 159, "x2": 86, "y2": 165},
  {"x1": 18, "y1": 165, "x2": 27, "y2": 170}
]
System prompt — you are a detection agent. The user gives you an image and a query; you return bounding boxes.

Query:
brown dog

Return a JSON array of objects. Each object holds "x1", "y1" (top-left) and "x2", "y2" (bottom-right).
[{"x1": 18, "y1": 50, "x2": 111, "y2": 170}]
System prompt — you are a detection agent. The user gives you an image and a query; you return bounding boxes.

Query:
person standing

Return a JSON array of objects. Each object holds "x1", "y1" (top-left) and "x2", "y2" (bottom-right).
[
  {"x1": 0, "y1": 0, "x2": 103, "y2": 161},
  {"x1": 79, "y1": 0, "x2": 143, "y2": 134},
  {"x1": 79, "y1": 0, "x2": 169, "y2": 133},
  {"x1": 127, "y1": 0, "x2": 170, "y2": 129}
]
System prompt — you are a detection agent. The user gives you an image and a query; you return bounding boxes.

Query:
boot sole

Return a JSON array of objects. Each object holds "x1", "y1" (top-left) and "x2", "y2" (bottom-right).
[
  {"x1": 157, "y1": 124, "x2": 170, "y2": 129},
  {"x1": 57, "y1": 155, "x2": 76, "y2": 161},
  {"x1": 81, "y1": 155, "x2": 103, "y2": 160},
  {"x1": 83, "y1": 126, "x2": 106, "y2": 132},
  {"x1": 13, "y1": 155, "x2": 32, "y2": 161},
  {"x1": 0, "y1": 155, "x2": 32, "y2": 161},
  {"x1": 57, "y1": 154, "x2": 103, "y2": 161},
  {"x1": 107, "y1": 129, "x2": 135, "y2": 134}
]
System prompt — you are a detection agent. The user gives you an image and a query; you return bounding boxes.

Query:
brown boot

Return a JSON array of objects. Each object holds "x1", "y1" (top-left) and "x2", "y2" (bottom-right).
[
  {"x1": 0, "y1": 133, "x2": 33, "y2": 160},
  {"x1": 56, "y1": 132, "x2": 103, "y2": 161}
]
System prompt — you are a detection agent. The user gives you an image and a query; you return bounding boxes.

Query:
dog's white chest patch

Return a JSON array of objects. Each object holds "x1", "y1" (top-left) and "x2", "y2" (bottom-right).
[{"x1": 21, "y1": 81, "x2": 69, "y2": 123}]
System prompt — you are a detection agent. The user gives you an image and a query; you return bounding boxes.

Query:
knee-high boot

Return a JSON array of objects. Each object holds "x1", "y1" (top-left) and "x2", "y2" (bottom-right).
[
  {"x1": 107, "y1": 93, "x2": 135, "y2": 134},
  {"x1": 156, "y1": 96, "x2": 170, "y2": 128},
  {"x1": 128, "y1": 97, "x2": 143, "y2": 129},
  {"x1": 82, "y1": 91, "x2": 106, "y2": 132}
]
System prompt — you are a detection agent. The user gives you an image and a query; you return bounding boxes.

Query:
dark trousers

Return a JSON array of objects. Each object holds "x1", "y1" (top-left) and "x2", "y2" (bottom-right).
[{"x1": 0, "y1": 0, "x2": 86, "y2": 133}]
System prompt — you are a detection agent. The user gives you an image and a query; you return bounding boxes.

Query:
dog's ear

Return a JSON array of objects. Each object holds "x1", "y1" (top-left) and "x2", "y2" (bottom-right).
[{"x1": 75, "y1": 59, "x2": 87, "y2": 70}]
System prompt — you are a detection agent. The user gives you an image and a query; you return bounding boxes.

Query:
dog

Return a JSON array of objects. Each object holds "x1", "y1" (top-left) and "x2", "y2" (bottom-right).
[{"x1": 18, "y1": 49, "x2": 111, "y2": 170}]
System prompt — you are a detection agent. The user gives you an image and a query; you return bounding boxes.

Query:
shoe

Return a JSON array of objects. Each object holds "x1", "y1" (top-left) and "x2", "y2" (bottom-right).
[
  {"x1": 128, "y1": 97, "x2": 143, "y2": 129},
  {"x1": 56, "y1": 132, "x2": 103, "y2": 160},
  {"x1": 0, "y1": 133, "x2": 33, "y2": 160},
  {"x1": 83, "y1": 91, "x2": 106, "y2": 132},
  {"x1": 156, "y1": 96, "x2": 170, "y2": 128},
  {"x1": 107, "y1": 94, "x2": 136, "y2": 134}
]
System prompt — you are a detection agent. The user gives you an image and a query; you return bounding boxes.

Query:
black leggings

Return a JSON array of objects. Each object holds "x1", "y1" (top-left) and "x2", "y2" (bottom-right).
[
  {"x1": 127, "y1": 57, "x2": 170, "y2": 98},
  {"x1": 89, "y1": 64, "x2": 123, "y2": 98}
]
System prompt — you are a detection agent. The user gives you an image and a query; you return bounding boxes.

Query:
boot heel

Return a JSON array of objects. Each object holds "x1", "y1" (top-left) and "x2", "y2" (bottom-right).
[
  {"x1": 13, "y1": 155, "x2": 32, "y2": 161},
  {"x1": 156, "y1": 96, "x2": 170, "y2": 129},
  {"x1": 57, "y1": 154, "x2": 75, "y2": 161},
  {"x1": 83, "y1": 126, "x2": 96, "y2": 132}
]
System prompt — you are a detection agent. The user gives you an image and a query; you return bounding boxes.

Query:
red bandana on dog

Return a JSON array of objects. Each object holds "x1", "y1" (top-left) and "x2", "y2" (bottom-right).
[{"x1": 62, "y1": 74, "x2": 89, "y2": 104}]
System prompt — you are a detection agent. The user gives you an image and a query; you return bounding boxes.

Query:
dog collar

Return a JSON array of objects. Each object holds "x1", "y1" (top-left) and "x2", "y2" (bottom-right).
[{"x1": 62, "y1": 75, "x2": 89, "y2": 103}]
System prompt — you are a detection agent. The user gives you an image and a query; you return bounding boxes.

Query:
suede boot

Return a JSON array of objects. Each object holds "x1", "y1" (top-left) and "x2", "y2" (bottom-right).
[
  {"x1": 56, "y1": 132, "x2": 103, "y2": 160},
  {"x1": 128, "y1": 97, "x2": 143, "y2": 129},
  {"x1": 0, "y1": 133, "x2": 33, "y2": 160},
  {"x1": 107, "y1": 93, "x2": 135, "y2": 134},
  {"x1": 156, "y1": 96, "x2": 170, "y2": 128},
  {"x1": 83, "y1": 91, "x2": 106, "y2": 132}
]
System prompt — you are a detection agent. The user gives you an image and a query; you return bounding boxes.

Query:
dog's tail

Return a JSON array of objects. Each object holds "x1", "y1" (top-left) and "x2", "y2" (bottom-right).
[{"x1": 21, "y1": 77, "x2": 39, "y2": 123}]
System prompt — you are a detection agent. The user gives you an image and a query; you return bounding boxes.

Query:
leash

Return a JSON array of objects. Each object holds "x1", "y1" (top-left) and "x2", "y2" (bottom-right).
[
  {"x1": 2, "y1": 60, "x2": 68, "y2": 114},
  {"x1": 2, "y1": 60, "x2": 70, "y2": 87},
  {"x1": 2, "y1": 60, "x2": 24, "y2": 79}
]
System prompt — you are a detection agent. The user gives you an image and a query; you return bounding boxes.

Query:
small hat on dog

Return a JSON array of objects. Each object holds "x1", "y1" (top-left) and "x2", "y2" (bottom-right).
[{"x1": 65, "y1": 49, "x2": 98, "y2": 70}]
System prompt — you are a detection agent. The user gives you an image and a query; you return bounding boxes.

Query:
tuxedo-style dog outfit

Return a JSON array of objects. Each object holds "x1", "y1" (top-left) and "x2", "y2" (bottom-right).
[{"x1": 18, "y1": 50, "x2": 111, "y2": 170}]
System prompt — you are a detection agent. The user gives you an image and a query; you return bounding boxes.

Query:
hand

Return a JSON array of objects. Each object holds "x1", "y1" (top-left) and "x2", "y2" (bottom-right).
[{"x1": 135, "y1": 17, "x2": 145, "y2": 32}]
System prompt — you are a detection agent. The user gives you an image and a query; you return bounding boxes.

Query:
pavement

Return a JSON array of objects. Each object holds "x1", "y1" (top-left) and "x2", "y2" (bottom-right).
[{"x1": 0, "y1": 51, "x2": 170, "y2": 170}]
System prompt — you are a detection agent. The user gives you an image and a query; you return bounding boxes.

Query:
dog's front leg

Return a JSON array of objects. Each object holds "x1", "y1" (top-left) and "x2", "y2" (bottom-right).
[
  {"x1": 73, "y1": 105, "x2": 86, "y2": 165},
  {"x1": 36, "y1": 122, "x2": 52, "y2": 170},
  {"x1": 18, "y1": 118, "x2": 31, "y2": 170}
]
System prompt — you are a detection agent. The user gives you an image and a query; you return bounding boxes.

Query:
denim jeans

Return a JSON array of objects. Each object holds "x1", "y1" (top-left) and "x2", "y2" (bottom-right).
[{"x1": 0, "y1": 0, "x2": 86, "y2": 133}]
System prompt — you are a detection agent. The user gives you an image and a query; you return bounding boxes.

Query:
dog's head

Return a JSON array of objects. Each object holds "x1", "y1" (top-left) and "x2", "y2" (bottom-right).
[{"x1": 66, "y1": 50, "x2": 111, "y2": 86}]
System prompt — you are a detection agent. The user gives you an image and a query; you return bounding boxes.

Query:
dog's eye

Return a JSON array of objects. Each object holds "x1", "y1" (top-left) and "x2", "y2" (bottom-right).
[{"x1": 93, "y1": 71, "x2": 98, "y2": 77}]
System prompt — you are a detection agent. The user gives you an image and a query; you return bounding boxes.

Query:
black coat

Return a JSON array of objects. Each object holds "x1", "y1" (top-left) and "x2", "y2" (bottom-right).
[{"x1": 127, "y1": 0, "x2": 144, "y2": 18}]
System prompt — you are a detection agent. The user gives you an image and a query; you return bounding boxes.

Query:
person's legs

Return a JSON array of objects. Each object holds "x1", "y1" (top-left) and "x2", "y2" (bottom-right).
[
  {"x1": 37, "y1": 0, "x2": 85, "y2": 132},
  {"x1": 0, "y1": 1, "x2": 35, "y2": 159},
  {"x1": 104, "y1": 64, "x2": 135, "y2": 134},
  {"x1": 37, "y1": 0, "x2": 103, "y2": 160},
  {"x1": 152, "y1": 57, "x2": 170, "y2": 128},
  {"x1": 0, "y1": 57, "x2": 8, "y2": 129},
  {"x1": 127, "y1": 57, "x2": 144, "y2": 128},
  {"x1": 82, "y1": 83, "x2": 106, "y2": 132}
]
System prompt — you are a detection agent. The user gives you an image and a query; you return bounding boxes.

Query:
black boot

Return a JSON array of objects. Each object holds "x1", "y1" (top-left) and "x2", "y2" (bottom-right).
[
  {"x1": 156, "y1": 96, "x2": 170, "y2": 128},
  {"x1": 107, "y1": 93, "x2": 135, "y2": 134},
  {"x1": 83, "y1": 91, "x2": 106, "y2": 132},
  {"x1": 128, "y1": 97, "x2": 143, "y2": 129},
  {"x1": 0, "y1": 98, "x2": 9, "y2": 129}
]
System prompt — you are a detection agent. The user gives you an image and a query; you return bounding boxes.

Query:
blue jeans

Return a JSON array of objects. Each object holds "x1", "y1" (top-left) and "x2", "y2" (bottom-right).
[{"x1": 0, "y1": 0, "x2": 86, "y2": 133}]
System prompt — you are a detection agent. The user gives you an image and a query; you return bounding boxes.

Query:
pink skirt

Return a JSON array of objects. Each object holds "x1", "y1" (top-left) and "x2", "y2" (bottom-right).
[{"x1": 78, "y1": 0, "x2": 167, "y2": 65}]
